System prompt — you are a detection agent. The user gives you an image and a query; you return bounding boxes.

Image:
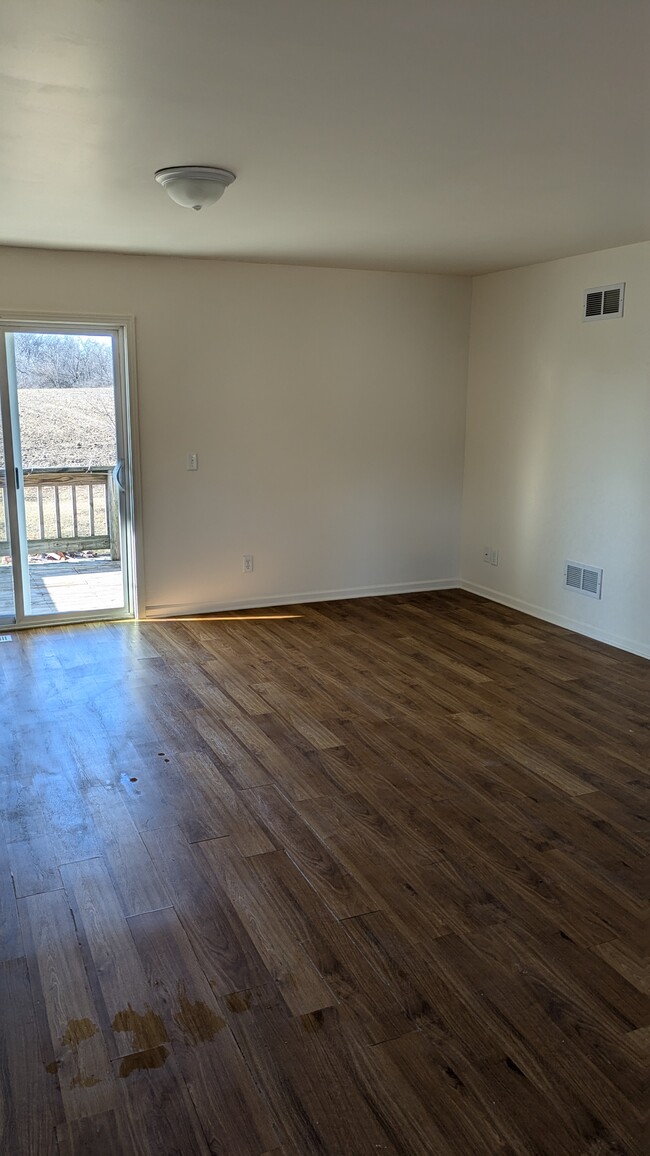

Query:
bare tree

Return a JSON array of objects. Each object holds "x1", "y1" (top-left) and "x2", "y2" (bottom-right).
[{"x1": 14, "y1": 333, "x2": 113, "y2": 388}]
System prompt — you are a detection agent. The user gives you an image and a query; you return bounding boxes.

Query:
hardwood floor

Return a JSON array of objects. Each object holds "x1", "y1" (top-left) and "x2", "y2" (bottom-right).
[{"x1": 0, "y1": 589, "x2": 647, "y2": 1155}]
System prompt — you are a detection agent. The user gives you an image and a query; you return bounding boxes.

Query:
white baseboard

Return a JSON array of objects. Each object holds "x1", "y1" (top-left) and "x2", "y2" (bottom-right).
[
  {"x1": 460, "y1": 580, "x2": 650, "y2": 661},
  {"x1": 144, "y1": 577, "x2": 458, "y2": 619}
]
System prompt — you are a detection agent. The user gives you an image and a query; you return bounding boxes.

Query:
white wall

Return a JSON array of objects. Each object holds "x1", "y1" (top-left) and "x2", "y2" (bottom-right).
[
  {"x1": 0, "y1": 247, "x2": 471, "y2": 614},
  {"x1": 461, "y1": 241, "x2": 650, "y2": 658}
]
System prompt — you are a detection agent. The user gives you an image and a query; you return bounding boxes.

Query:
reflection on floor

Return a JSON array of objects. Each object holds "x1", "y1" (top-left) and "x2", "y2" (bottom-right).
[{"x1": 0, "y1": 557, "x2": 123, "y2": 616}]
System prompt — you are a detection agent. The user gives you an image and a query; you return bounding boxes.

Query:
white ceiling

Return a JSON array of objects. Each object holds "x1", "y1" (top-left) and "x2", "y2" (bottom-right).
[{"x1": 1, "y1": 0, "x2": 648, "y2": 274}]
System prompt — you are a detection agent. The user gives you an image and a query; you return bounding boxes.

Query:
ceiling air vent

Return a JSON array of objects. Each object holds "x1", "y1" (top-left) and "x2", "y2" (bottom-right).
[
  {"x1": 564, "y1": 561, "x2": 603, "y2": 599},
  {"x1": 584, "y1": 283, "x2": 625, "y2": 321}
]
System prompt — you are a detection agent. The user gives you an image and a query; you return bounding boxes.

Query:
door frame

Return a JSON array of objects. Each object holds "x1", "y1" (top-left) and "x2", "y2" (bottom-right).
[{"x1": 0, "y1": 311, "x2": 144, "y2": 627}]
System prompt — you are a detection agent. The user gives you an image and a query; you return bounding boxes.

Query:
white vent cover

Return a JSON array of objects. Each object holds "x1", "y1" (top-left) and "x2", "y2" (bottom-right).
[
  {"x1": 584, "y1": 283, "x2": 625, "y2": 321},
  {"x1": 564, "y1": 561, "x2": 603, "y2": 599},
  {"x1": 0, "y1": 635, "x2": 13, "y2": 642}
]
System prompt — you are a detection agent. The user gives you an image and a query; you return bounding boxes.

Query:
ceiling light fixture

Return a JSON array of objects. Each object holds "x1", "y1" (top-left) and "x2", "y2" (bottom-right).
[{"x1": 154, "y1": 165, "x2": 236, "y2": 211}]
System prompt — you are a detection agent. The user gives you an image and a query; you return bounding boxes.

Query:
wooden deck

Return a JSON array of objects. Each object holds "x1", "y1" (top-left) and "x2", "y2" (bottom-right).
[
  {"x1": 0, "y1": 590, "x2": 646, "y2": 1155},
  {"x1": 0, "y1": 557, "x2": 123, "y2": 617}
]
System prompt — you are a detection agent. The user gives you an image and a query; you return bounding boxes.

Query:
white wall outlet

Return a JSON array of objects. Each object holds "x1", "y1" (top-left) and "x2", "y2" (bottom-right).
[
  {"x1": 186, "y1": 453, "x2": 198, "y2": 471},
  {"x1": 242, "y1": 554, "x2": 254, "y2": 573}
]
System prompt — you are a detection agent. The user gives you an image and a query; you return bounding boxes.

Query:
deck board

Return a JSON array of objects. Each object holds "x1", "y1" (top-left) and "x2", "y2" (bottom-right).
[{"x1": 0, "y1": 557, "x2": 123, "y2": 617}]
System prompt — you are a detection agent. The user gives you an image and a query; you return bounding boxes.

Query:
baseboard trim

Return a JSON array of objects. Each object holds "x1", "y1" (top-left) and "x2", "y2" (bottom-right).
[
  {"x1": 460, "y1": 580, "x2": 650, "y2": 661},
  {"x1": 144, "y1": 578, "x2": 458, "y2": 619}
]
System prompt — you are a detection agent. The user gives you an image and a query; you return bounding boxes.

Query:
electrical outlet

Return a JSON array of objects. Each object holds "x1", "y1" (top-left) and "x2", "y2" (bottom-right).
[
  {"x1": 242, "y1": 554, "x2": 254, "y2": 573},
  {"x1": 186, "y1": 453, "x2": 198, "y2": 471}
]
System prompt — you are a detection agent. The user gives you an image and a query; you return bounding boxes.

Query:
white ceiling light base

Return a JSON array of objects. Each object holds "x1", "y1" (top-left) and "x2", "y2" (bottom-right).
[{"x1": 154, "y1": 166, "x2": 236, "y2": 211}]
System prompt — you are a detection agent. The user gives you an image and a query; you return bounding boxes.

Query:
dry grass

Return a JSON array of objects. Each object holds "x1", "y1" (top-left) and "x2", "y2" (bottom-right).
[{"x1": 1, "y1": 387, "x2": 116, "y2": 470}]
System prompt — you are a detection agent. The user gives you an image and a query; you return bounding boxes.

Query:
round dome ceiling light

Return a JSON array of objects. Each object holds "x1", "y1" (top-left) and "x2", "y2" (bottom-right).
[{"x1": 154, "y1": 165, "x2": 236, "y2": 211}]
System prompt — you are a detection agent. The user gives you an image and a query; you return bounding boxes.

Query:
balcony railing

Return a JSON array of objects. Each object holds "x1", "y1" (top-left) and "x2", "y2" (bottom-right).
[{"x1": 0, "y1": 467, "x2": 120, "y2": 560}]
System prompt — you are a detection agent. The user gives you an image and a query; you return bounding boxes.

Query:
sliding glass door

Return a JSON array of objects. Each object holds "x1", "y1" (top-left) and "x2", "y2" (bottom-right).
[
  {"x1": 0, "y1": 322, "x2": 136, "y2": 627},
  {"x1": 0, "y1": 384, "x2": 16, "y2": 620}
]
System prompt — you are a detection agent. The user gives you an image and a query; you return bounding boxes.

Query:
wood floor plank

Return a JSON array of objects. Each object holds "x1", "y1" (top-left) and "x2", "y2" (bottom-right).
[
  {"x1": 594, "y1": 938, "x2": 650, "y2": 997},
  {"x1": 177, "y1": 750, "x2": 278, "y2": 856},
  {"x1": 7, "y1": 835, "x2": 63, "y2": 899},
  {"x1": 0, "y1": 957, "x2": 61, "y2": 1155},
  {"x1": 342, "y1": 909, "x2": 505, "y2": 1061},
  {"x1": 452, "y1": 711, "x2": 595, "y2": 797},
  {"x1": 253, "y1": 679, "x2": 343, "y2": 749},
  {"x1": 127, "y1": 905, "x2": 280, "y2": 1155},
  {"x1": 221, "y1": 988, "x2": 402, "y2": 1156},
  {"x1": 241, "y1": 847, "x2": 412, "y2": 1044},
  {"x1": 56, "y1": 1111, "x2": 132, "y2": 1156},
  {"x1": 195, "y1": 652, "x2": 274, "y2": 717},
  {"x1": 198, "y1": 837, "x2": 336, "y2": 1016},
  {"x1": 0, "y1": 832, "x2": 22, "y2": 962},
  {"x1": 575, "y1": 787, "x2": 650, "y2": 850},
  {"x1": 626, "y1": 1025, "x2": 650, "y2": 1058},
  {"x1": 463, "y1": 924, "x2": 647, "y2": 1107},
  {"x1": 220, "y1": 708, "x2": 330, "y2": 800},
  {"x1": 3, "y1": 754, "x2": 101, "y2": 860},
  {"x1": 423, "y1": 931, "x2": 643, "y2": 1153},
  {"x1": 191, "y1": 709, "x2": 273, "y2": 788},
  {"x1": 56, "y1": 1048, "x2": 212, "y2": 1156},
  {"x1": 60, "y1": 857, "x2": 168, "y2": 1059},
  {"x1": 369, "y1": 1030, "x2": 516, "y2": 1155},
  {"x1": 116, "y1": 751, "x2": 223, "y2": 842},
  {"x1": 108, "y1": 1046, "x2": 212, "y2": 1156},
  {"x1": 456, "y1": 1051, "x2": 611, "y2": 1156},
  {"x1": 85, "y1": 793, "x2": 171, "y2": 917},
  {"x1": 326, "y1": 826, "x2": 451, "y2": 944},
  {"x1": 244, "y1": 784, "x2": 377, "y2": 917},
  {"x1": 18, "y1": 888, "x2": 116, "y2": 1122},
  {"x1": 141, "y1": 824, "x2": 270, "y2": 995}
]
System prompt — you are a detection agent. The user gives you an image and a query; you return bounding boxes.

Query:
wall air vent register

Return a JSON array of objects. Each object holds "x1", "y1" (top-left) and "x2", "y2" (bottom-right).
[
  {"x1": 565, "y1": 562, "x2": 603, "y2": 599},
  {"x1": 584, "y1": 284, "x2": 625, "y2": 321}
]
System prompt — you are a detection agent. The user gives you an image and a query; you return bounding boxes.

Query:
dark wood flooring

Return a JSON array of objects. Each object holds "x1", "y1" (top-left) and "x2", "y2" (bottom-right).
[{"x1": 0, "y1": 590, "x2": 647, "y2": 1155}]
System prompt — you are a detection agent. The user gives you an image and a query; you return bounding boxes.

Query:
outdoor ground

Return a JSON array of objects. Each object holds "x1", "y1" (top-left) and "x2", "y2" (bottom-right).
[{"x1": 14, "y1": 386, "x2": 116, "y2": 470}]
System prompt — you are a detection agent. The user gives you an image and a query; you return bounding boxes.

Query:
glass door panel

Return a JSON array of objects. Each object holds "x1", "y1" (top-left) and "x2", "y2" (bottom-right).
[
  {"x1": 0, "y1": 394, "x2": 16, "y2": 619},
  {"x1": 0, "y1": 326, "x2": 133, "y2": 625}
]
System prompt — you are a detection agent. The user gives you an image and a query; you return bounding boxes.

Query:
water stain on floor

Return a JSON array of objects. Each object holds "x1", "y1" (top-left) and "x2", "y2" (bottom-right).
[
  {"x1": 70, "y1": 1073, "x2": 100, "y2": 1088},
  {"x1": 61, "y1": 1018, "x2": 97, "y2": 1048},
  {"x1": 54, "y1": 1018, "x2": 101, "y2": 1092},
  {"x1": 112, "y1": 1004, "x2": 169, "y2": 1051},
  {"x1": 225, "y1": 991, "x2": 251, "y2": 1014},
  {"x1": 173, "y1": 981, "x2": 226, "y2": 1044},
  {"x1": 118, "y1": 1045, "x2": 169, "y2": 1079}
]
